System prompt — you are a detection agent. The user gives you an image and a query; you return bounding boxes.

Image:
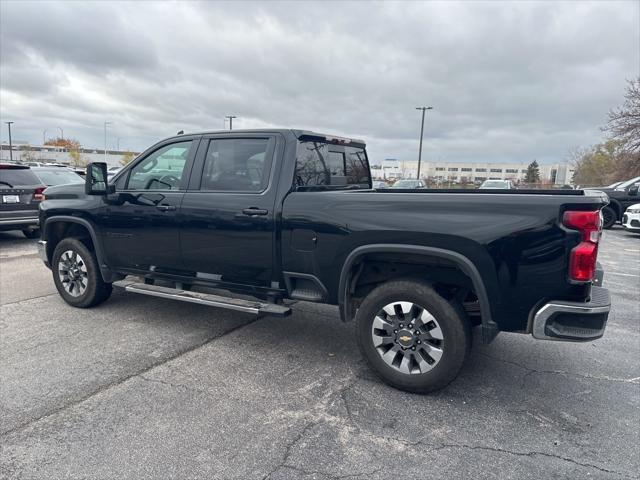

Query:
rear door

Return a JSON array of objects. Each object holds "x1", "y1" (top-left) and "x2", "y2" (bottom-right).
[
  {"x1": 179, "y1": 133, "x2": 282, "y2": 289},
  {"x1": 0, "y1": 166, "x2": 43, "y2": 224}
]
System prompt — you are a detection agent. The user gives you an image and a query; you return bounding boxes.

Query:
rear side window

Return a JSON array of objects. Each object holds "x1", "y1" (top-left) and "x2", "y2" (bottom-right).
[
  {"x1": 200, "y1": 138, "x2": 274, "y2": 192},
  {"x1": 295, "y1": 141, "x2": 371, "y2": 189},
  {"x1": 0, "y1": 168, "x2": 41, "y2": 187}
]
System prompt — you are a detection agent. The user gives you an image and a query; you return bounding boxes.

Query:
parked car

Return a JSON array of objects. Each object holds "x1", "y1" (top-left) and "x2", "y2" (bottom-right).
[
  {"x1": 1, "y1": 164, "x2": 45, "y2": 238},
  {"x1": 372, "y1": 180, "x2": 388, "y2": 189},
  {"x1": 622, "y1": 203, "x2": 640, "y2": 233},
  {"x1": 38, "y1": 129, "x2": 610, "y2": 393},
  {"x1": 107, "y1": 166, "x2": 122, "y2": 181},
  {"x1": 391, "y1": 179, "x2": 425, "y2": 189},
  {"x1": 31, "y1": 167, "x2": 84, "y2": 186},
  {"x1": 586, "y1": 176, "x2": 640, "y2": 228},
  {"x1": 479, "y1": 180, "x2": 513, "y2": 189}
]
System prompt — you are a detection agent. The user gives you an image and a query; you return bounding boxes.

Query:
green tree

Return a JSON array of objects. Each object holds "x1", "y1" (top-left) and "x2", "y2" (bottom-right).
[
  {"x1": 570, "y1": 140, "x2": 620, "y2": 186},
  {"x1": 120, "y1": 151, "x2": 135, "y2": 166},
  {"x1": 69, "y1": 149, "x2": 86, "y2": 167},
  {"x1": 524, "y1": 160, "x2": 540, "y2": 183}
]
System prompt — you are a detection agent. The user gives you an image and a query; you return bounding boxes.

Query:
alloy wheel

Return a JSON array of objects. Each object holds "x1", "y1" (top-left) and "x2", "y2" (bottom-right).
[
  {"x1": 371, "y1": 301, "x2": 444, "y2": 374},
  {"x1": 57, "y1": 250, "x2": 88, "y2": 297}
]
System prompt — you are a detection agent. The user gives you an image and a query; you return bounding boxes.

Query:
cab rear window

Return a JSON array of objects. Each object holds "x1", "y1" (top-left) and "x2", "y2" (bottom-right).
[{"x1": 295, "y1": 141, "x2": 371, "y2": 189}]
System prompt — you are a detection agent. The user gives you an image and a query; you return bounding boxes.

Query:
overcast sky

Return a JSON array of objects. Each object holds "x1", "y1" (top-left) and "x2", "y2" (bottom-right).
[{"x1": 1, "y1": 1, "x2": 638, "y2": 164}]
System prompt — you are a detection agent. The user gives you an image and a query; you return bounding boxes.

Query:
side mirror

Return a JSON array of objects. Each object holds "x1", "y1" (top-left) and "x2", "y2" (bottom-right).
[
  {"x1": 629, "y1": 184, "x2": 639, "y2": 196},
  {"x1": 85, "y1": 162, "x2": 111, "y2": 195}
]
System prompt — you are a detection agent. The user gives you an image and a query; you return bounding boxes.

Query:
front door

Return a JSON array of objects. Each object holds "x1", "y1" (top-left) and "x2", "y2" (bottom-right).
[
  {"x1": 179, "y1": 134, "x2": 281, "y2": 290},
  {"x1": 98, "y1": 138, "x2": 198, "y2": 272}
]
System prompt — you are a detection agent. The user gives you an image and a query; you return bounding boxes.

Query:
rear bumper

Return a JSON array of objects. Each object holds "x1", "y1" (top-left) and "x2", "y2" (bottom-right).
[
  {"x1": 532, "y1": 286, "x2": 610, "y2": 341},
  {"x1": 0, "y1": 216, "x2": 39, "y2": 229}
]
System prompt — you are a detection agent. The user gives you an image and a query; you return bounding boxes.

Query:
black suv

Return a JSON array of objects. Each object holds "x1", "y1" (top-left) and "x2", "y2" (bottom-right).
[
  {"x1": 0, "y1": 164, "x2": 45, "y2": 238},
  {"x1": 591, "y1": 176, "x2": 640, "y2": 228}
]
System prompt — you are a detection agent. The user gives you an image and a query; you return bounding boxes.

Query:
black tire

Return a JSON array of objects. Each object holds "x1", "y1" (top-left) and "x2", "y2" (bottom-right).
[
  {"x1": 22, "y1": 228, "x2": 40, "y2": 239},
  {"x1": 601, "y1": 206, "x2": 617, "y2": 229},
  {"x1": 356, "y1": 280, "x2": 471, "y2": 393},
  {"x1": 52, "y1": 238, "x2": 112, "y2": 308}
]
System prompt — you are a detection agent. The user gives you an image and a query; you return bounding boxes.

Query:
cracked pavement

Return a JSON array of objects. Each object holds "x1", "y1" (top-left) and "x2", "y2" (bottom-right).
[{"x1": 0, "y1": 227, "x2": 638, "y2": 479}]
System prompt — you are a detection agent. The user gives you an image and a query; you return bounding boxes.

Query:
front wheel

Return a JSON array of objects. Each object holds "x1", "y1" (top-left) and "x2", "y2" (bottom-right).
[
  {"x1": 356, "y1": 280, "x2": 471, "y2": 393},
  {"x1": 52, "y1": 238, "x2": 112, "y2": 308}
]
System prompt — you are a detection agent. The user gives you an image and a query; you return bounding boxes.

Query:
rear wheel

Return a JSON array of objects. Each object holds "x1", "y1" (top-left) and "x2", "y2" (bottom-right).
[
  {"x1": 52, "y1": 238, "x2": 112, "y2": 308},
  {"x1": 356, "y1": 280, "x2": 470, "y2": 393},
  {"x1": 601, "y1": 206, "x2": 616, "y2": 229},
  {"x1": 22, "y1": 228, "x2": 40, "y2": 239}
]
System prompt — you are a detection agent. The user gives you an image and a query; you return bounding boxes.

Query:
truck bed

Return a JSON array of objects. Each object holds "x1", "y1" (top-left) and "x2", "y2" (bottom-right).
[{"x1": 374, "y1": 188, "x2": 588, "y2": 195}]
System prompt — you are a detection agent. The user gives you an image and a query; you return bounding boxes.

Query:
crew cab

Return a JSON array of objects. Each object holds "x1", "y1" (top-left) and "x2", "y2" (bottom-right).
[{"x1": 38, "y1": 129, "x2": 611, "y2": 392}]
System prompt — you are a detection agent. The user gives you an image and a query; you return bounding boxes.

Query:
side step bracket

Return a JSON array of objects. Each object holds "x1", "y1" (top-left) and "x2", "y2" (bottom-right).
[{"x1": 113, "y1": 281, "x2": 291, "y2": 317}]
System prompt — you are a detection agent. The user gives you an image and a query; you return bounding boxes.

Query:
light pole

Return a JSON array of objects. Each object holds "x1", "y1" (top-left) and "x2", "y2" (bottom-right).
[
  {"x1": 104, "y1": 121, "x2": 112, "y2": 162},
  {"x1": 58, "y1": 127, "x2": 64, "y2": 140},
  {"x1": 225, "y1": 115, "x2": 237, "y2": 130},
  {"x1": 415, "y1": 106, "x2": 433, "y2": 180},
  {"x1": 5, "y1": 122, "x2": 14, "y2": 162},
  {"x1": 43, "y1": 129, "x2": 48, "y2": 145}
]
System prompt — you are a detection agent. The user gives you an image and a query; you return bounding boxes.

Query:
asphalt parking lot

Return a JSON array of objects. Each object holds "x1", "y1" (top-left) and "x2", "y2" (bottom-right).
[{"x1": 1, "y1": 227, "x2": 638, "y2": 480}]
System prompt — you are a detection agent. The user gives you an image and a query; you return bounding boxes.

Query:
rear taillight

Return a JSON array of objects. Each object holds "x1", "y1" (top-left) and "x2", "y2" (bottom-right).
[
  {"x1": 33, "y1": 187, "x2": 45, "y2": 201},
  {"x1": 562, "y1": 210, "x2": 602, "y2": 282}
]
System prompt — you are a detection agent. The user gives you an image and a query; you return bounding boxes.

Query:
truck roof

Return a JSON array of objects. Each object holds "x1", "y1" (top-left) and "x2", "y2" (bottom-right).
[{"x1": 173, "y1": 129, "x2": 366, "y2": 147}]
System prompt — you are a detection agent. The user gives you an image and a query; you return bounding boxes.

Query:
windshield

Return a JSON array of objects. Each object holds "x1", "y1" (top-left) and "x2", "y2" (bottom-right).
[
  {"x1": 34, "y1": 169, "x2": 84, "y2": 186},
  {"x1": 481, "y1": 180, "x2": 508, "y2": 188},
  {"x1": 392, "y1": 180, "x2": 419, "y2": 188},
  {"x1": 616, "y1": 176, "x2": 640, "y2": 189}
]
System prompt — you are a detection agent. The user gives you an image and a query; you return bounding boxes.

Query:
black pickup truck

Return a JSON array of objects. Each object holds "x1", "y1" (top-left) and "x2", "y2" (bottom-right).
[{"x1": 38, "y1": 129, "x2": 611, "y2": 392}]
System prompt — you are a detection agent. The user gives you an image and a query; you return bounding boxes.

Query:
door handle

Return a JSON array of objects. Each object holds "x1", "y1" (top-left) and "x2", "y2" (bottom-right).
[
  {"x1": 156, "y1": 205, "x2": 176, "y2": 212},
  {"x1": 242, "y1": 207, "x2": 268, "y2": 216}
]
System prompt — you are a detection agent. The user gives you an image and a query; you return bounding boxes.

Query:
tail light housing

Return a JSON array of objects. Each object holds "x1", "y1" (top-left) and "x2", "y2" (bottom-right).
[
  {"x1": 562, "y1": 210, "x2": 602, "y2": 282},
  {"x1": 32, "y1": 186, "x2": 46, "y2": 201}
]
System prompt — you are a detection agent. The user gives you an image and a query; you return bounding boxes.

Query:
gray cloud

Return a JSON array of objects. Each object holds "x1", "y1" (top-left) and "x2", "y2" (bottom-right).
[{"x1": 0, "y1": 0, "x2": 638, "y2": 163}]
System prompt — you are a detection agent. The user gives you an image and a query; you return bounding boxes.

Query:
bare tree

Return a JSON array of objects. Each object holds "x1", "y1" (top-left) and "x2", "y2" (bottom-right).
[{"x1": 604, "y1": 78, "x2": 640, "y2": 153}]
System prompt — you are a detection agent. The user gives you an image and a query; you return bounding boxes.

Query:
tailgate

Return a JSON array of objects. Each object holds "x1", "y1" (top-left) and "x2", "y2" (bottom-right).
[{"x1": 0, "y1": 187, "x2": 39, "y2": 213}]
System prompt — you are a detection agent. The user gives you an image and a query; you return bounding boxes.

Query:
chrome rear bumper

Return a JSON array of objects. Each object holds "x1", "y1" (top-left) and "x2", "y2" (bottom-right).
[{"x1": 532, "y1": 286, "x2": 610, "y2": 341}]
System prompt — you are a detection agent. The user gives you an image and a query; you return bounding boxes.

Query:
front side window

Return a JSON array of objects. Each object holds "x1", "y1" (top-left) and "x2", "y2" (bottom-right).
[
  {"x1": 295, "y1": 141, "x2": 370, "y2": 189},
  {"x1": 200, "y1": 138, "x2": 273, "y2": 192},
  {"x1": 126, "y1": 141, "x2": 192, "y2": 190}
]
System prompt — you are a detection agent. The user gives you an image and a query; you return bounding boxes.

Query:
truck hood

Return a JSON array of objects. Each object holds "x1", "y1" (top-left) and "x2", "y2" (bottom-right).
[{"x1": 43, "y1": 182, "x2": 86, "y2": 200}]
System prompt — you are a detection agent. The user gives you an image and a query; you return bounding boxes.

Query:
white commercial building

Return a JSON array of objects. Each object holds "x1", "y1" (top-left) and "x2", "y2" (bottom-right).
[
  {"x1": 0, "y1": 143, "x2": 138, "y2": 168},
  {"x1": 371, "y1": 159, "x2": 575, "y2": 185}
]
